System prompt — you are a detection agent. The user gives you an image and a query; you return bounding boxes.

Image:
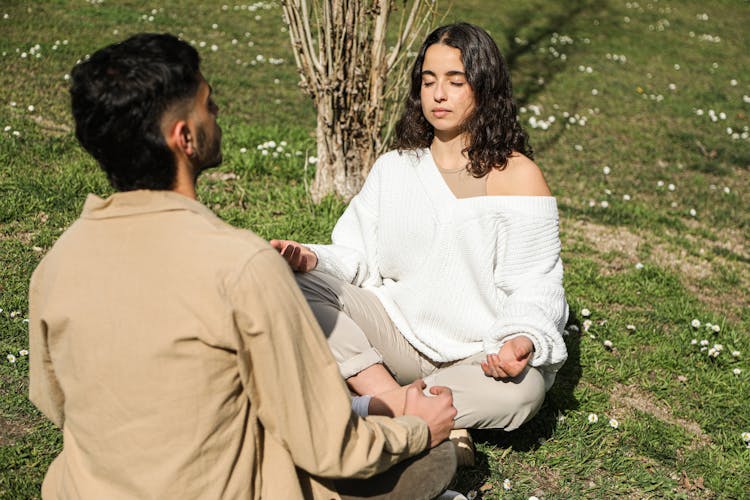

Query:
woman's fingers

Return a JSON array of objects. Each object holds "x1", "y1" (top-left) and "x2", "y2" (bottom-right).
[{"x1": 482, "y1": 356, "x2": 509, "y2": 379}]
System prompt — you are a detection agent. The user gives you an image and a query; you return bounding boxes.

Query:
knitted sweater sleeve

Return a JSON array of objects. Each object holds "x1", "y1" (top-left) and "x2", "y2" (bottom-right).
[
  {"x1": 483, "y1": 207, "x2": 569, "y2": 374},
  {"x1": 305, "y1": 160, "x2": 382, "y2": 287}
]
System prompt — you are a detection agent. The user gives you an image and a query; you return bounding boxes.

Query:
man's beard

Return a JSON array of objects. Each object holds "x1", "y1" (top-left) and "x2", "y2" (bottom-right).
[{"x1": 194, "y1": 124, "x2": 223, "y2": 175}]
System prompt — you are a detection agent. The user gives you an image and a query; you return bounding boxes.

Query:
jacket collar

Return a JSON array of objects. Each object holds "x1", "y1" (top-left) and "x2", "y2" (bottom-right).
[{"x1": 81, "y1": 190, "x2": 217, "y2": 221}]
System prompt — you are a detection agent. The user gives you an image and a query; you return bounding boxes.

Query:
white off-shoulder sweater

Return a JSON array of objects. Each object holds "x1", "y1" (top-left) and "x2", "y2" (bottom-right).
[{"x1": 307, "y1": 149, "x2": 568, "y2": 388}]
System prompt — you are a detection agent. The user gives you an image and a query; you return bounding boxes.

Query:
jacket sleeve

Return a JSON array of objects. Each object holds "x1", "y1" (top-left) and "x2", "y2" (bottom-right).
[
  {"x1": 483, "y1": 208, "x2": 569, "y2": 375},
  {"x1": 305, "y1": 159, "x2": 382, "y2": 287},
  {"x1": 229, "y1": 247, "x2": 428, "y2": 479},
  {"x1": 28, "y1": 263, "x2": 66, "y2": 429}
]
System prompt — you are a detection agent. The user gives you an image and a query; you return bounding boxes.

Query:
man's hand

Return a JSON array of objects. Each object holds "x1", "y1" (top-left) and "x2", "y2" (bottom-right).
[
  {"x1": 269, "y1": 239, "x2": 318, "y2": 272},
  {"x1": 481, "y1": 336, "x2": 534, "y2": 379},
  {"x1": 402, "y1": 380, "x2": 456, "y2": 448}
]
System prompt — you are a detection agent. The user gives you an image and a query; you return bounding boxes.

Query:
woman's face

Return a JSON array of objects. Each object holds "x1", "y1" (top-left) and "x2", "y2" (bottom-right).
[{"x1": 420, "y1": 43, "x2": 475, "y2": 142}]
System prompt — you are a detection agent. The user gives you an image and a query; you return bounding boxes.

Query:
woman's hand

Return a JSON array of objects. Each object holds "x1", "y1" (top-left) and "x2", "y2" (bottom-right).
[
  {"x1": 481, "y1": 336, "x2": 534, "y2": 379},
  {"x1": 269, "y1": 239, "x2": 318, "y2": 272}
]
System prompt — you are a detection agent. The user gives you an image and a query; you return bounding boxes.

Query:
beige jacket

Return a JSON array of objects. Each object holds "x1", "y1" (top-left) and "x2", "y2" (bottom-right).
[{"x1": 29, "y1": 190, "x2": 428, "y2": 499}]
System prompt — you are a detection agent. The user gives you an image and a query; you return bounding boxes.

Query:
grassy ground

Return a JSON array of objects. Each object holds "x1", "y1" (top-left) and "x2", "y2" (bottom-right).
[{"x1": 1, "y1": 0, "x2": 748, "y2": 498}]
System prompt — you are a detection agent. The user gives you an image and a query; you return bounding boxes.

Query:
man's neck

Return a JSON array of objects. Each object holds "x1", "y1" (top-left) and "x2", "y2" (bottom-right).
[
  {"x1": 171, "y1": 182, "x2": 197, "y2": 200},
  {"x1": 172, "y1": 161, "x2": 198, "y2": 199}
]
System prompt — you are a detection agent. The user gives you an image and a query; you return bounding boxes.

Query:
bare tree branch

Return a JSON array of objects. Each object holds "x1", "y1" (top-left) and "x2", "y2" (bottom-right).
[{"x1": 282, "y1": 0, "x2": 436, "y2": 202}]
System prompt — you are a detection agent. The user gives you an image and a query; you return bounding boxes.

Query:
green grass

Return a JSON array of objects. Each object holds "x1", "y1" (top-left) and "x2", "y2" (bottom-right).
[{"x1": 1, "y1": 0, "x2": 749, "y2": 498}]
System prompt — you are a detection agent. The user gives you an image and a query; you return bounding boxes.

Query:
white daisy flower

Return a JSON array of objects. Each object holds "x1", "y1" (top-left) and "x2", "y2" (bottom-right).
[
  {"x1": 6, "y1": 354, "x2": 16, "y2": 363},
  {"x1": 691, "y1": 319, "x2": 701, "y2": 328},
  {"x1": 588, "y1": 413, "x2": 598, "y2": 424},
  {"x1": 581, "y1": 308, "x2": 591, "y2": 317},
  {"x1": 609, "y1": 418, "x2": 619, "y2": 429},
  {"x1": 733, "y1": 368, "x2": 742, "y2": 375},
  {"x1": 503, "y1": 479, "x2": 512, "y2": 491},
  {"x1": 19, "y1": 349, "x2": 28, "y2": 356}
]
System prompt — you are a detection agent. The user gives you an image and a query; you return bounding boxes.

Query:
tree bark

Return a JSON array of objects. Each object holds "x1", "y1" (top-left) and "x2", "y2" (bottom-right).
[{"x1": 282, "y1": 0, "x2": 434, "y2": 202}]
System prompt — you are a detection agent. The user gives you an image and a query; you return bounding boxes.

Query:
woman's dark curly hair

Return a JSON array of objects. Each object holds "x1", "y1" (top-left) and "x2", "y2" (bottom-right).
[{"x1": 394, "y1": 23, "x2": 532, "y2": 176}]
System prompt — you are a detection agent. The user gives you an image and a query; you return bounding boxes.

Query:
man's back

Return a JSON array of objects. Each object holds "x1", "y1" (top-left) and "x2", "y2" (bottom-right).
[{"x1": 31, "y1": 190, "x2": 269, "y2": 497}]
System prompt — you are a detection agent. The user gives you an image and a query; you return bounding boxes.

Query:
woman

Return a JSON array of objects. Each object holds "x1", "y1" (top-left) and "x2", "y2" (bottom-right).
[{"x1": 272, "y1": 23, "x2": 568, "y2": 442}]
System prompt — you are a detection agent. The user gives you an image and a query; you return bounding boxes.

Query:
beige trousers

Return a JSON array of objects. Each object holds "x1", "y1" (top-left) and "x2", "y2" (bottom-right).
[{"x1": 296, "y1": 271, "x2": 546, "y2": 430}]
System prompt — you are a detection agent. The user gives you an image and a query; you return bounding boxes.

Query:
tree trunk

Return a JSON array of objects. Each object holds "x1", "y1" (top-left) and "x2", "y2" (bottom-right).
[{"x1": 282, "y1": 0, "x2": 434, "y2": 202}]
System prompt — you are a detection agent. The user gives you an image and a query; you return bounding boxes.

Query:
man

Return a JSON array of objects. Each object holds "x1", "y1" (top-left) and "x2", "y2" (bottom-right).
[{"x1": 28, "y1": 33, "x2": 458, "y2": 499}]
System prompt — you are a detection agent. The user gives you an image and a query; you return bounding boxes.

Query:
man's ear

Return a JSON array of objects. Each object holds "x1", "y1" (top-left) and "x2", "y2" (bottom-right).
[{"x1": 164, "y1": 119, "x2": 195, "y2": 160}]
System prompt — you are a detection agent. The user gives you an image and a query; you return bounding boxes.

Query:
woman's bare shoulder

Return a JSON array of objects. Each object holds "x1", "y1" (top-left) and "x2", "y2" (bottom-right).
[{"x1": 486, "y1": 153, "x2": 552, "y2": 196}]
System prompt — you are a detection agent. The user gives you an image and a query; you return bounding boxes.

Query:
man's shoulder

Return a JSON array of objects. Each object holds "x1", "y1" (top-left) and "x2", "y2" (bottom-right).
[
  {"x1": 39, "y1": 200, "x2": 274, "y2": 275},
  {"x1": 189, "y1": 214, "x2": 277, "y2": 264}
]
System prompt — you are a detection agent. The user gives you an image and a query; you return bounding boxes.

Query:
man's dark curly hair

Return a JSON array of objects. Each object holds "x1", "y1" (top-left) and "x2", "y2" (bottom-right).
[
  {"x1": 70, "y1": 33, "x2": 201, "y2": 191},
  {"x1": 394, "y1": 23, "x2": 533, "y2": 176}
]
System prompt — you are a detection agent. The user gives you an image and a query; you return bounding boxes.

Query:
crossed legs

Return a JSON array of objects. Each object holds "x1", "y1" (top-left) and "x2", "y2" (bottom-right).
[{"x1": 296, "y1": 271, "x2": 546, "y2": 430}]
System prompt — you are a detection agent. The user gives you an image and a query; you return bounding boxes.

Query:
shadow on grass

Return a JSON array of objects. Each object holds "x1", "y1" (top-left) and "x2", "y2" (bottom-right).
[
  {"x1": 499, "y1": 0, "x2": 608, "y2": 108},
  {"x1": 492, "y1": 0, "x2": 608, "y2": 156},
  {"x1": 669, "y1": 130, "x2": 750, "y2": 174}
]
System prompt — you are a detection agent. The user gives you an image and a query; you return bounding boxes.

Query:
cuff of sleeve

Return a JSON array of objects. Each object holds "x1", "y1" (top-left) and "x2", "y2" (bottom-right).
[
  {"x1": 483, "y1": 304, "x2": 565, "y2": 370},
  {"x1": 359, "y1": 414, "x2": 430, "y2": 458},
  {"x1": 391, "y1": 415, "x2": 430, "y2": 454},
  {"x1": 306, "y1": 244, "x2": 358, "y2": 284},
  {"x1": 339, "y1": 347, "x2": 383, "y2": 379}
]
